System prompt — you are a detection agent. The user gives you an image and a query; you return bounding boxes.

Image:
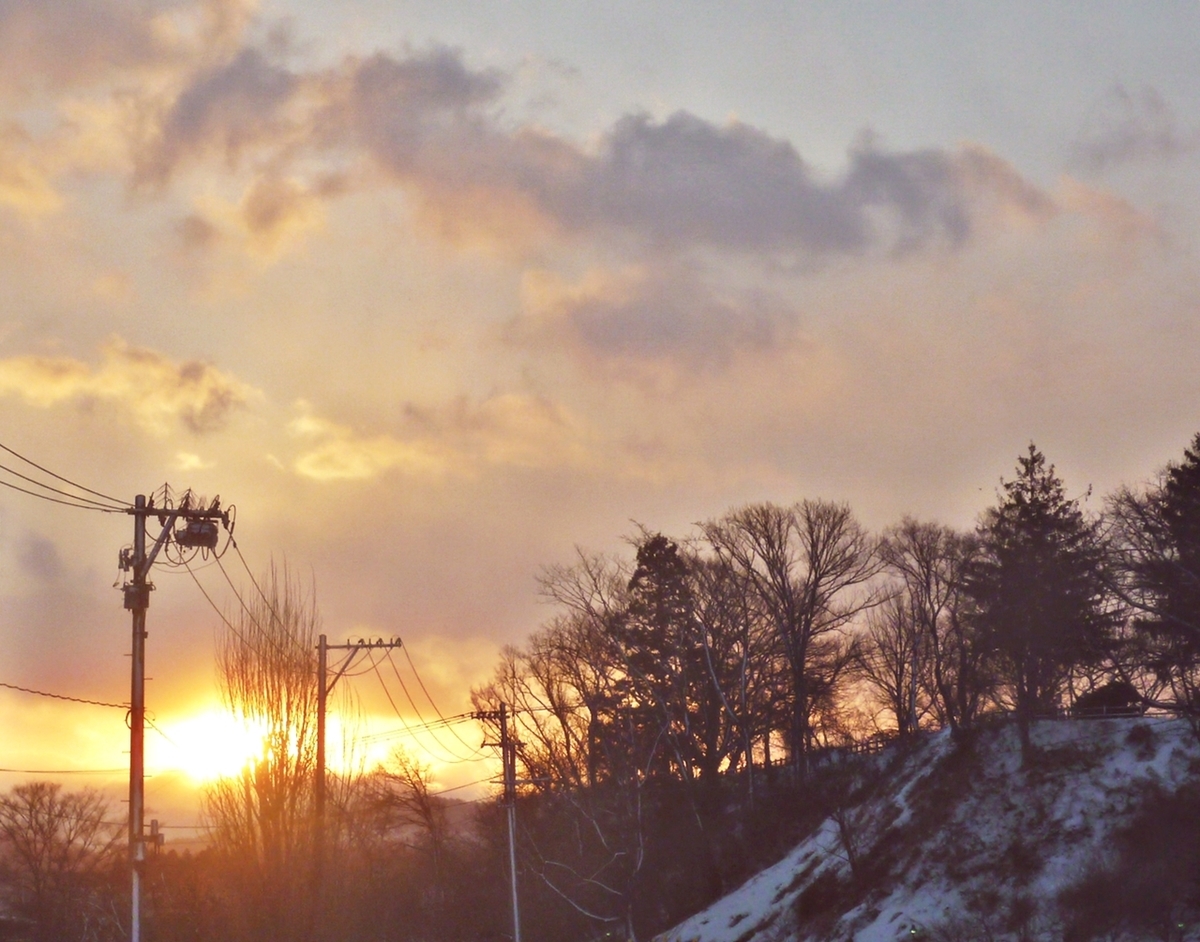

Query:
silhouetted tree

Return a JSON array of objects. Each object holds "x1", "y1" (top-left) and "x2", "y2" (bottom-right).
[
  {"x1": 967, "y1": 445, "x2": 1113, "y2": 757},
  {"x1": 203, "y1": 562, "x2": 320, "y2": 942},
  {"x1": 879, "y1": 519, "x2": 990, "y2": 733},
  {"x1": 1107, "y1": 432, "x2": 1200, "y2": 725},
  {"x1": 0, "y1": 781, "x2": 123, "y2": 942},
  {"x1": 702, "y1": 501, "x2": 880, "y2": 771},
  {"x1": 855, "y1": 591, "x2": 929, "y2": 736}
]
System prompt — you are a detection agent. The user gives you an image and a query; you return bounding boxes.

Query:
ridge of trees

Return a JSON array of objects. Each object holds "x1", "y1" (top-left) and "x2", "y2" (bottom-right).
[{"x1": 6, "y1": 437, "x2": 1200, "y2": 941}]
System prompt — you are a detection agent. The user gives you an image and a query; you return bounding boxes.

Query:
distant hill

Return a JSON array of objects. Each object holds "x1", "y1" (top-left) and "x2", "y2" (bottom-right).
[{"x1": 655, "y1": 718, "x2": 1200, "y2": 942}]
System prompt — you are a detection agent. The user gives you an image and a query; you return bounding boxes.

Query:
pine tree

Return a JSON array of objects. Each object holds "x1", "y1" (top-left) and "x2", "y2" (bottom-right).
[
  {"x1": 1110, "y1": 432, "x2": 1200, "y2": 721},
  {"x1": 967, "y1": 445, "x2": 1111, "y2": 757}
]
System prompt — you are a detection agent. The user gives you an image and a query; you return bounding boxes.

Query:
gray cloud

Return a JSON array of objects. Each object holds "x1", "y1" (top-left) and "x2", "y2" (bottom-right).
[
  {"x1": 138, "y1": 43, "x2": 1051, "y2": 261},
  {"x1": 137, "y1": 47, "x2": 300, "y2": 185},
  {"x1": 1072, "y1": 85, "x2": 1199, "y2": 172},
  {"x1": 328, "y1": 57, "x2": 1053, "y2": 258},
  {"x1": 513, "y1": 263, "x2": 799, "y2": 370}
]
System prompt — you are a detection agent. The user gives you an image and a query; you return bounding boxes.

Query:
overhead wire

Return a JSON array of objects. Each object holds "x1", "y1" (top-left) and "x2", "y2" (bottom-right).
[
  {"x1": 0, "y1": 439, "x2": 126, "y2": 506},
  {"x1": 383, "y1": 649, "x2": 485, "y2": 761},
  {"x1": 227, "y1": 537, "x2": 289, "y2": 636},
  {"x1": 359, "y1": 711, "x2": 479, "y2": 743},
  {"x1": 0, "y1": 680, "x2": 128, "y2": 710},
  {"x1": 0, "y1": 476, "x2": 126, "y2": 513},
  {"x1": 204, "y1": 555, "x2": 291, "y2": 658},
  {"x1": 183, "y1": 558, "x2": 280, "y2": 661},
  {"x1": 367, "y1": 657, "x2": 480, "y2": 765},
  {"x1": 0, "y1": 461, "x2": 127, "y2": 510},
  {"x1": 400, "y1": 644, "x2": 488, "y2": 757}
]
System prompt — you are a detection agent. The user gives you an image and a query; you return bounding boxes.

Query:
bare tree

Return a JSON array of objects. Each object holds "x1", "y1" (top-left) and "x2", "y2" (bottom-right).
[
  {"x1": 371, "y1": 748, "x2": 450, "y2": 905},
  {"x1": 0, "y1": 781, "x2": 123, "y2": 942},
  {"x1": 702, "y1": 500, "x2": 881, "y2": 771},
  {"x1": 855, "y1": 591, "x2": 929, "y2": 736},
  {"x1": 203, "y1": 562, "x2": 320, "y2": 942},
  {"x1": 879, "y1": 519, "x2": 990, "y2": 732}
]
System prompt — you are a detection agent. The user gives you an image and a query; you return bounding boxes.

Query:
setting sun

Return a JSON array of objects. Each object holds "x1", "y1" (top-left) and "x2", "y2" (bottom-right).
[{"x1": 154, "y1": 710, "x2": 269, "y2": 784}]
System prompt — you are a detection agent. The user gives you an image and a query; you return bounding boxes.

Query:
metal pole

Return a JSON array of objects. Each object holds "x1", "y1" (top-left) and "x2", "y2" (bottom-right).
[
  {"x1": 501, "y1": 703, "x2": 521, "y2": 942},
  {"x1": 128, "y1": 496, "x2": 147, "y2": 942}
]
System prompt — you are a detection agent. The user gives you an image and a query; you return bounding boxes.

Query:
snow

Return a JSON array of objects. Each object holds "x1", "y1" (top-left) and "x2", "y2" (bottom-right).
[{"x1": 654, "y1": 718, "x2": 1199, "y2": 942}]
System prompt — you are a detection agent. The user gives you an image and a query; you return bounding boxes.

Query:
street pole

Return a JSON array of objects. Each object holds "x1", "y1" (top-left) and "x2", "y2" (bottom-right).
[
  {"x1": 501, "y1": 702, "x2": 521, "y2": 942},
  {"x1": 127, "y1": 496, "x2": 147, "y2": 942},
  {"x1": 312, "y1": 634, "x2": 403, "y2": 929},
  {"x1": 120, "y1": 491, "x2": 226, "y2": 942}
]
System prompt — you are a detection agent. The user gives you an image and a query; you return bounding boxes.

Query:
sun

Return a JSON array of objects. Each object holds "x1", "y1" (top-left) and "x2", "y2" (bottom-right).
[{"x1": 154, "y1": 710, "x2": 268, "y2": 783}]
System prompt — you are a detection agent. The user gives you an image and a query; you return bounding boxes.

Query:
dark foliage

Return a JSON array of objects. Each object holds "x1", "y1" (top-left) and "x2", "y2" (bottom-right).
[{"x1": 966, "y1": 445, "x2": 1114, "y2": 756}]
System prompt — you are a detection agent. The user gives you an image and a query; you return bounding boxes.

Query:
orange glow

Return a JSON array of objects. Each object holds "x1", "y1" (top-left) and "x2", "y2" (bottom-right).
[{"x1": 152, "y1": 710, "x2": 269, "y2": 784}]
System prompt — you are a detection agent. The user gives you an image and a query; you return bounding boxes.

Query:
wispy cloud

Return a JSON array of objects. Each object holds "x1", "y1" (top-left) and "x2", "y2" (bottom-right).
[
  {"x1": 0, "y1": 338, "x2": 257, "y2": 434},
  {"x1": 288, "y1": 394, "x2": 593, "y2": 482}
]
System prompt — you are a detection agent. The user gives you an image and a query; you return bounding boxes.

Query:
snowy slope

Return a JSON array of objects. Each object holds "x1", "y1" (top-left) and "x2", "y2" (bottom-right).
[{"x1": 655, "y1": 718, "x2": 1199, "y2": 942}]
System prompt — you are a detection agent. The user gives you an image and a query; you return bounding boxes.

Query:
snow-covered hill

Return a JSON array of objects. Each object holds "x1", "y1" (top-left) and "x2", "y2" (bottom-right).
[{"x1": 655, "y1": 718, "x2": 1199, "y2": 942}]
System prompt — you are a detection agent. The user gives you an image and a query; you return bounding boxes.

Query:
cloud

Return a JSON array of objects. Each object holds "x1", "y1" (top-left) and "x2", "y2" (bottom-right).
[
  {"x1": 178, "y1": 173, "x2": 339, "y2": 259},
  {"x1": 136, "y1": 46, "x2": 301, "y2": 185},
  {"x1": 130, "y1": 42, "x2": 1058, "y2": 264},
  {"x1": 0, "y1": 338, "x2": 257, "y2": 433},
  {"x1": 1057, "y1": 178, "x2": 1160, "y2": 245},
  {"x1": 515, "y1": 263, "x2": 799, "y2": 370},
  {"x1": 289, "y1": 410, "x2": 452, "y2": 481},
  {"x1": 1072, "y1": 85, "x2": 1200, "y2": 172},
  {"x1": 288, "y1": 394, "x2": 592, "y2": 482}
]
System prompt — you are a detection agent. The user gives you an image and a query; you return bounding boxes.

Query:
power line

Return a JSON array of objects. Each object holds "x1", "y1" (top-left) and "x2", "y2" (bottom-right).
[
  {"x1": 383, "y1": 649, "x2": 484, "y2": 762},
  {"x1": 359, "y1": 711, "x2": 480, "y2": 743},
  {"x1": 211, "y1": 554, "x2": 291, "y2": 657},
  {"x1": 0, "y1": 461, "x2": 127, "y2": 510},
  {"x1": 0, "y1": 476, "x2": 125, "y2": 513},
  {"x1": 0, "y1": 680, "x2": 128, "y2": 709},
  {"x1": 0, "y1": 767, "x2": 128, "y2": 775},
  {"x1": 183, "y1": 559, "x2": 275, "y2": 660},
  {"x1": 368, "y1": 658, "x2": 479, "y2": 765},
  {"x1": 227, "y1": 537, "x2": 290, "y2": 638},
  {"x1": 401, "y1": 645, "x2": 489, "y2": 757},
  {"x1": 430, "y1": 774, "x2": 497, "y2": 797},
  {"x1": 0, "y1": 439, "x2": 126, "y2": 505}
]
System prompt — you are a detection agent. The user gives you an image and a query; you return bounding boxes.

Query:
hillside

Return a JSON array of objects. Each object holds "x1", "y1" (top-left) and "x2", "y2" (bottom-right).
[{"x1": 655, "y1": 718, "x2": 1200, "y2": 942}]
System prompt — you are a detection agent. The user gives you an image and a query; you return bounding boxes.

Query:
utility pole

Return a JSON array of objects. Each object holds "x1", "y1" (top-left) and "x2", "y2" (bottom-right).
[
  {"x1": 501, "y1": 702, "x2": 522, "y2": 942},
  {"x1": 476, "y1": 703, "x2": 521, "y2": 942},
  {"x1": 120, "y1": 492, "x2": 227, "y2": 942},
  {"x1": 313, "y1": 635, "x2": 403, "y2": 904}
]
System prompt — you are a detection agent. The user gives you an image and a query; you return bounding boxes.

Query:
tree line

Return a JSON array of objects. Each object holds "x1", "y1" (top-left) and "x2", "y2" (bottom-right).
[{"x1": 4, "y1": 437, "x2": 1200, "y2": 941}]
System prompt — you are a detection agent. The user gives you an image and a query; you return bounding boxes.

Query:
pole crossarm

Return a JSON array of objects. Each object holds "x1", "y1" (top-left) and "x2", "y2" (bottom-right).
[{"x1": 319, "y1": 637, "x2": 403, "y2": 696}]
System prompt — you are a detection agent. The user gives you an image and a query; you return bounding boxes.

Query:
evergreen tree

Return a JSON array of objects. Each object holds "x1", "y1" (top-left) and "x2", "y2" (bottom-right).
[
  {"x1": 1108, "y1": 432, "x2": 1200, "y2": 721},
  {"x1": 967, "y1": 445, "x2": 1111, "y2": 757}
]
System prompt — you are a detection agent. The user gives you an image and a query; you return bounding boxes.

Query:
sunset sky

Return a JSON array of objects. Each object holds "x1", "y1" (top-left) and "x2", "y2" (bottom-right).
[{"x1": 1, "y1": 0, "x2": 1199, "y2": 817}]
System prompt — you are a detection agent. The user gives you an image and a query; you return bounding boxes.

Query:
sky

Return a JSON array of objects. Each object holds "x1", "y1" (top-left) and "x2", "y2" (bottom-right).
[{"x1": 1, "y1": 0, "x2": 1199, "y2": 817}]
